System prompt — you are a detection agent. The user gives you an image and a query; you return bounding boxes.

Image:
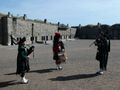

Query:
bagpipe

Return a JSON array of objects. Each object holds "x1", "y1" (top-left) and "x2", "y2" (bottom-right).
[
  {"x1": 25, "y1": 44, "x2": 35, "y2": 59},
  {"x1": 27, "y1": 45, "x2": 35, "y2": 56},
  {"x1": 58, "y1": 51, "x2": 68, "y2": 63}
]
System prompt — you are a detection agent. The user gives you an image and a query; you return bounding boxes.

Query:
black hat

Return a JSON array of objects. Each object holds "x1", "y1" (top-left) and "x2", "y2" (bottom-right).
[
  {"x1": 18, "y1": 37, "x2": 26, "y2": 44},
  {"x1": 21, "y1": 37, "x2": 26, "y2": 42}
]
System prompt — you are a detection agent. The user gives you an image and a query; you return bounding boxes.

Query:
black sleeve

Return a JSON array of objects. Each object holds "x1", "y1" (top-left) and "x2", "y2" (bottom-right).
[
  {"x1": 60, "y1": 41, "x2": 65, "y2": 50},
  {"x1": 107, "y1": 39, "x2": 110, "y2": 52},
  {"x1": 27, "y1": 46, "x2": 35, "y2": 55}
]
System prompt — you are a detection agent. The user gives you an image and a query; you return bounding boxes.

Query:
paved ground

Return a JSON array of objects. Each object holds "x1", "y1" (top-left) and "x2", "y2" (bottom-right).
[{"x1": 0, "y1": 40, "x2": 120, "y2": 90}]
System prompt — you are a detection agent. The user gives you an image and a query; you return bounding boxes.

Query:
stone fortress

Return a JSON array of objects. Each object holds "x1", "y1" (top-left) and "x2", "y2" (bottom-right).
[
  {"x1": 0, "y1": 12, "x2": 120, "y2": 45},
  {"x1": 0, "y1": 12, "x2": 76, "y2": 45}
]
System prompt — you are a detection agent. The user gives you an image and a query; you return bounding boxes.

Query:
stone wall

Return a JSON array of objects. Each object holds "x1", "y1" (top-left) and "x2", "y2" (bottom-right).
[
  {"x1": 0, "y1": 12, "x2": 76, "y2": 45},
  {"x1": 78, "y1": 25, "x2": 100, "y2": 39},
  {"x1": 7, "y1": 17, "x2": 58, "y2": 44},
  {"x1": 110, "y1": 24, "x2": 120, "y2": 39},
  {"x1": 1, "y1": 17, "x2": 9, "y2": 45},
  {"x1": 74, "y1": 24, "x2": 120, "y2": 39},
  {"x1": 2, "y1": 16, "x2": 75, "y2": 45},
  {"x1": 0, "y1": 13, "x2": 5, "y2": 44}
]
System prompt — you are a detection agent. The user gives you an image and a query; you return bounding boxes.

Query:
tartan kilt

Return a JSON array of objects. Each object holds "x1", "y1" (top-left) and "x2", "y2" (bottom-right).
[{"x1": 16, "y1": 57, "x2": 30, "y2": 74}]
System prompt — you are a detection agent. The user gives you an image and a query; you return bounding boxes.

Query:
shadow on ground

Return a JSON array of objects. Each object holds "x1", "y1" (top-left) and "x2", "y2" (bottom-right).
[
  {"x1": 5, "y1": 68, "x2": 57, "y2": 75},
  {"x1": 29, "y1": 68, "x2": 57, "y2": 74},
  {"x1": 0, "y1": 80, "x2": 21, "y2": 88},
  {"x1": 4, "y1": 73, "x2": 16, "y2": 75},
  {"x1": 49, "y1": 73, "x2": 99, "y2": 81}
]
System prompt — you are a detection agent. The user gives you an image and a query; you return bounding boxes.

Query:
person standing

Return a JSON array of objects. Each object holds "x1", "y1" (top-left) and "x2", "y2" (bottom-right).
[
  {"x1": 16, "y1": 37, "x2": 34, "y2": 84},
  {"x1": 104, "y1": 33, "x2": 111, "y2": 71},
  {"x1": 94, "y1": 32, "x2": 109, "y2": 75},
  {"x1": 53, "y1": 32, "x2": 65, "y2": 70}
]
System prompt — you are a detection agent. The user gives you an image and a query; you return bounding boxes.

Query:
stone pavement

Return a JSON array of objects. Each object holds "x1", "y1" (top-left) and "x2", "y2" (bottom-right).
[{"x1": 0, "y1": 40, "x2": 120, "y2": 90}]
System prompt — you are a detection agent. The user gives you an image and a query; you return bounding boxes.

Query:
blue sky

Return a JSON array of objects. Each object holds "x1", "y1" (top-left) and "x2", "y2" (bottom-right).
[{"x1": 0, "y1": 0, "x2": 120, "y2": 26}]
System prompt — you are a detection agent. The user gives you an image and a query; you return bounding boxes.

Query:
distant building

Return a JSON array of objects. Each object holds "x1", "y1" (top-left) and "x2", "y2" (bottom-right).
[{"x1": 73, "y1": 23, "x2": 120, "y2": 39}]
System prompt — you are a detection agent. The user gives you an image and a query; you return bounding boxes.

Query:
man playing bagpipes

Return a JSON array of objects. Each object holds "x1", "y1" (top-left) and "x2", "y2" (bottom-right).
[
  {"x1": 90, "y1": 32, "x2": 110, "y2": 75},
  {"x1": 16, "y1": 37, "x2": 35, "y2": 84},
  {"x1": 53, "y1": 32, "x2": 67, "y2": 70}
]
